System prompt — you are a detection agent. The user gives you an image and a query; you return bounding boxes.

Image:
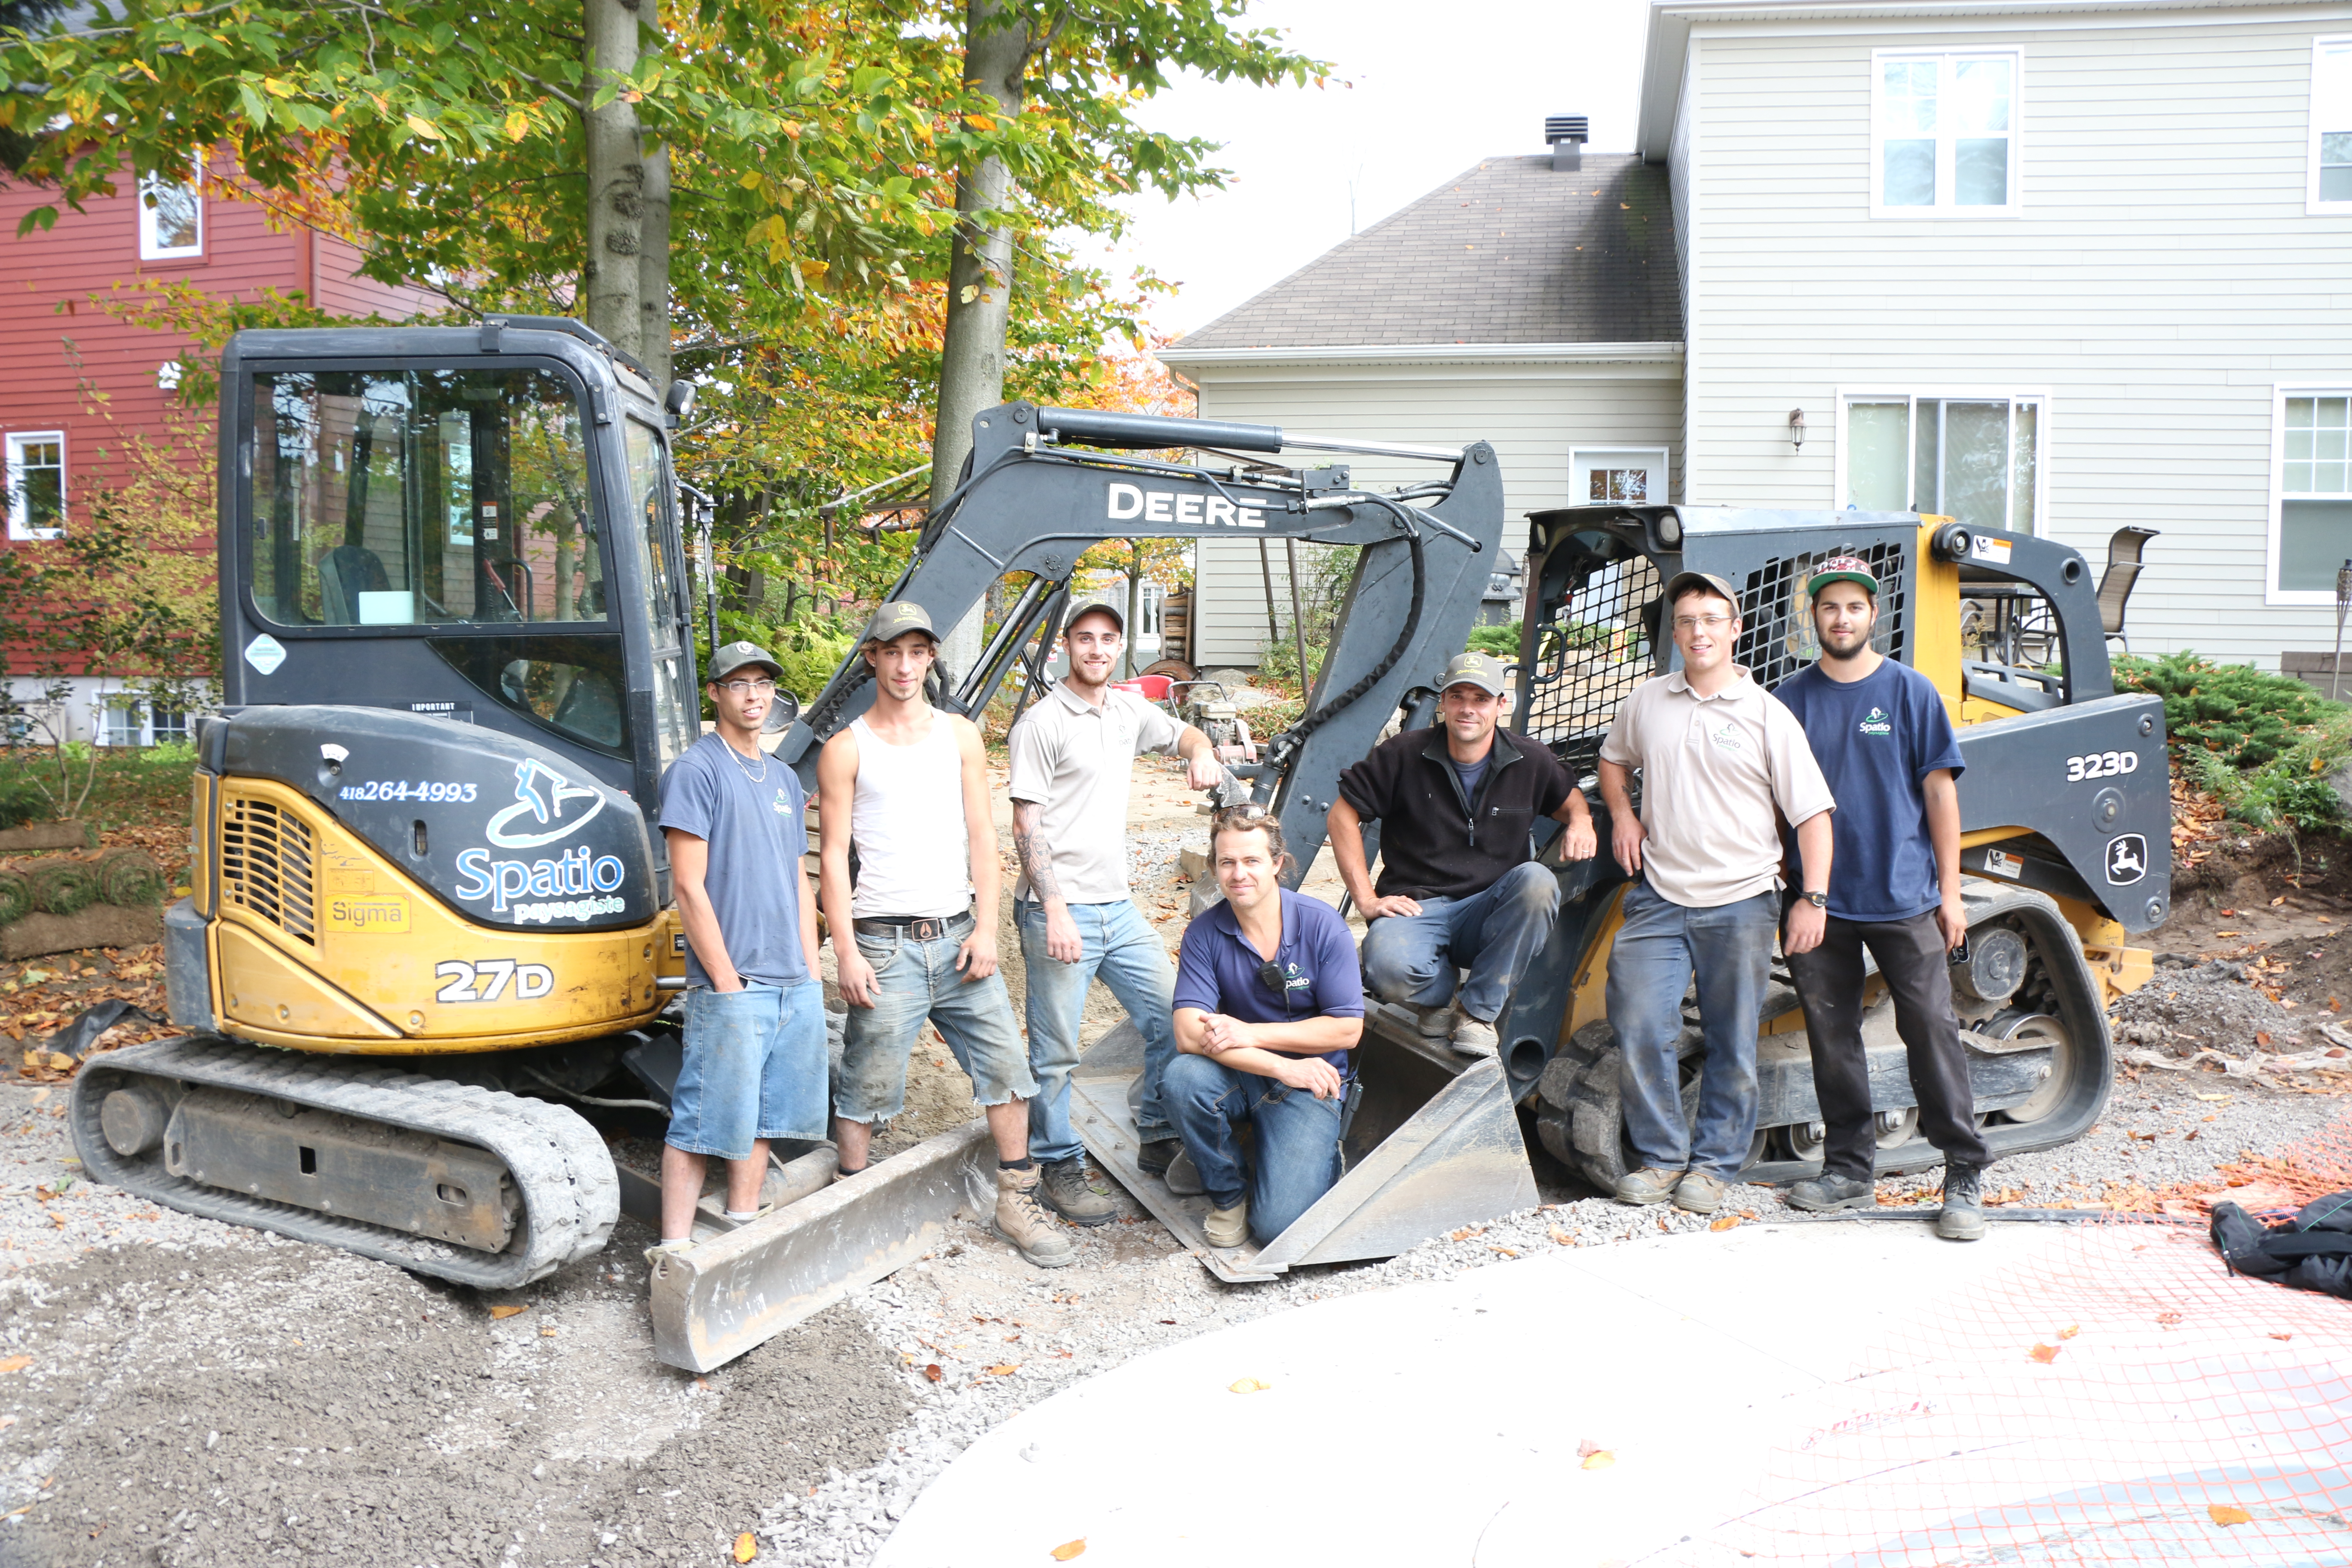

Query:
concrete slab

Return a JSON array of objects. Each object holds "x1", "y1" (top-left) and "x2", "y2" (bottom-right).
[{"x1": 876, "y1": 1220, "x2": 2352, "y2": 1568}]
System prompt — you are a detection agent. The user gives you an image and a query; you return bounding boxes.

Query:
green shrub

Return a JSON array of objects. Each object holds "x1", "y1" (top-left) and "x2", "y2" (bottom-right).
[
  {"x1": 0, "y1": 777, "x2": 49, "y2": 831},
  {"x1": 143, "y1": 739, "x2": 197, "y2": 766},
  {"x1": 2115, "y1": 650, "x2": 2341, "y2": 769},
  {"x1": 1256, "y1": 634, "x2": 1323, "y2": 690},
  {"x1": 1464, "y1": 622, "x2": 1520, "y2": 658},
  {"x1": 770, "y1": 626, "x2": 858, "y2": 710},
  {"x1": 2184, "y1": 709, "x2": 2352, "y2": 837}
]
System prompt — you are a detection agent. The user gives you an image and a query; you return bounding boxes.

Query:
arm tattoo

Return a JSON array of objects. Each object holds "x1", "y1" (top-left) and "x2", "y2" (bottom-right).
[{"x1": 1012, "y1": 803, "x2": 1062, "y2": 901}]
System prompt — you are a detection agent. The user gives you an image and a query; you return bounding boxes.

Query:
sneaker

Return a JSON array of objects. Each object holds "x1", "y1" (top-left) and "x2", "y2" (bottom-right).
[
  {"x1": 1416, "y1": 1003, "x2": 1461, "y2": 1039},
  {"x1": 1937, "y1": 1164, "x2": 1987, "y2": 1242},
  {"x1": 990, "y1": 1167, "x2": 1077, "y2": 1269},
  {"x1": 1673, "y1": 1170, "x2": 1727, "y2": 1215},
  {"x1": 1614, "y1": 1167, "x2": 1683, "y2": 1206},
  {"x1": 1204, "y1": 1199, "x2": 1250, "y2": 1248},
  {"x1": 1036, "y1": 1156, "x2": 1118, "y2": 1227},
  {"x1": 1136, "y1": 1137, "x2": 1182, "y2": 1177},
  {"x1": 1165, "y1": 1148, "x2": 1206, "y2": 1197},
  {"x1": 1449, "y1": 1015, "x2": 1499, "y2": 1057},
  {"x1": 1787, "y1": 1173, "x2": 1878, "y2": 1213}
]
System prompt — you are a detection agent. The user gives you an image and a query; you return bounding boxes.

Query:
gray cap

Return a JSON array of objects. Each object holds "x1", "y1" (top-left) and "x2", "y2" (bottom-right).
[
  {"x1": 1064, "y1": 600, "x2": 1125, "y2": 634},
  {"x1": 862, "y1": 600, "x2": 938, "y2": 644},
  {"x1": 706, "y1": 640, "x2": 781, "y2": 683},
  {"x1": 1439, "y1": 650, "x2": 1510, "y2": 696},
  {"x1": 1663, "y1": 570, "x2": 1740, "y2": 611}
]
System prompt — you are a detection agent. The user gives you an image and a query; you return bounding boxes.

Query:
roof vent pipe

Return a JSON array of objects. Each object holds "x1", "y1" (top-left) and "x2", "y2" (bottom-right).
[{"x1": 1545, "y1": 114, "x2": 1589, "y2": 172}]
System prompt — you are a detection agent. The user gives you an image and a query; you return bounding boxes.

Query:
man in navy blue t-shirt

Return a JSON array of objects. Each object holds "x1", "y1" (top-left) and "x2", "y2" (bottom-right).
[
  {"x1": 1162, "y1": 808, "x2": 1364, "y2": 1250},
  {"x1": 1774, "y1": 557, "x2": 1992, "y2": 1241}
]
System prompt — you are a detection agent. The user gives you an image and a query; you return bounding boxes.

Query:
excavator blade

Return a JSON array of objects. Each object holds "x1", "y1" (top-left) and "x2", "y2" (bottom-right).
[
  {"x1": 638, "y1": 1118, "x2": 996, "y2": 1373},
  {"x1": 1072, "y1": 1015, "x2": 1537, "y2": 1283}
]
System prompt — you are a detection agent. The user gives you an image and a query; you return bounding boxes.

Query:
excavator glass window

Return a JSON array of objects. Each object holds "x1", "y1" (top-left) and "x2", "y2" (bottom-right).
[
  {"x1": 247, "y1": 368, "x2": 607, "y2": 628},
  {"x1": 620, "y1": 420, "x2": 698, "y2": 770}
]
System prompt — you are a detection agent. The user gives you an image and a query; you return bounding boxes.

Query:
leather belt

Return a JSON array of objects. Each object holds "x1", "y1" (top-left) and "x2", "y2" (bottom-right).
[{"x1": 853, "y1": 911, "x2": 974, "y2": 943}]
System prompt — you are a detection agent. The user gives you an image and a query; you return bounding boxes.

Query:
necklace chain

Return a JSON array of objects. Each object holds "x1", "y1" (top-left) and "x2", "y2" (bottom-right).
[{"x1": 724, "y1": 735, "x2": 768, "y2": 784}]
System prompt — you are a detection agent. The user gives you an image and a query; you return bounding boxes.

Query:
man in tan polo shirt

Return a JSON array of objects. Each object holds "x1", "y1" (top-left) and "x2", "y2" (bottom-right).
[{"x1": 1597, "y1": 571, "x2": 1836, "y2": 1215}]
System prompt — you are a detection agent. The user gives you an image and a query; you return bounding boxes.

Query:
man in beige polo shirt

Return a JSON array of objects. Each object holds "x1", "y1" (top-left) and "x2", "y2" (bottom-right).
[
  {"x1": 1596, "y1": 571, "x2": 1836, "y2": 1215},
  {"x1": 1009, "y1": 600, "x2": 1222, "y2": 1224}
]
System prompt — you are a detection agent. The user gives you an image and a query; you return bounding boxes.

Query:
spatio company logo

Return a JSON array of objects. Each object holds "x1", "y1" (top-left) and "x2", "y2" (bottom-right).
[
  {"x1": 1859, "y1": 706, "x2": 1892, "y2": 737},
  {"x1": 454, "y1": 760, "x2": 630, "y2": 923}
]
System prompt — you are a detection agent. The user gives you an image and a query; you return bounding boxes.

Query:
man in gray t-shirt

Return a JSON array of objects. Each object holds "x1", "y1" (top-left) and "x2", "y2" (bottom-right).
[{"x1": 650, "y1": 640, "x2": 827, "y2": 1254}]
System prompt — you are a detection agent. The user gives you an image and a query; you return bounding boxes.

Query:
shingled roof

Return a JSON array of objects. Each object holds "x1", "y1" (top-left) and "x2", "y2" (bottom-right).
[{"x1": 1174, "y1": 153, "x2": 1679, "y2": 352}]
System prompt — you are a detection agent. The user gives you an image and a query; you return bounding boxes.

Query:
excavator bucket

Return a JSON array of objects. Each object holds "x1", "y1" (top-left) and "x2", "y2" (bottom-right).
[{"x1": 1073, "y1": 1015, "x2": 1538, "y2": 1283}]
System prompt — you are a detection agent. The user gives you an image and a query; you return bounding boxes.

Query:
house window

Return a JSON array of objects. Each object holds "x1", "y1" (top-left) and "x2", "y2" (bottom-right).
[
  {"x1": 1570, "y1": 448, "x2": 1669, "y2": 507},
  {"x1": 1872, "y1": 51, "x2": 2020, "y2": 216},
  {"x1": 6, "y1": 431, "x2": 64, "y2": 539},
  {"x1": 138, "y1": 164, "x2": 203, "y2": 260},
  {"x1": 1840, "y1": 395, "x2": 2043, "y2": 535},
  {"x1": 150, "y1": 706, "x2": 190, "y2": 745},
  {"x1": 2275, "y1": 391, "x2": 2352, "y2": 599},
  {"x1": 98, "y1": 700, "x2": 144, "y2": 749},
  {"x1": 2314, "y1": 38, "x2": 2352, "y2": 211}
]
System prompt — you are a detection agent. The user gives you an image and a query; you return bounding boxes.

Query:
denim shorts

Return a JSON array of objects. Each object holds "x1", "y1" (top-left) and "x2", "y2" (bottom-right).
[
  {"x1": 836, "y1": 925, "x2": 1037, "y2": 1123},
  {"x1": 667, "y1": 980, "x2": 830, "y2": 1160}
]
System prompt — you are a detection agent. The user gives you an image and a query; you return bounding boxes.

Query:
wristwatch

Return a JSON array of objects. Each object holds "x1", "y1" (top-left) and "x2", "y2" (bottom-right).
[{"x1": 1803, "y1": 891, "x2": 1828, "y2": 910}]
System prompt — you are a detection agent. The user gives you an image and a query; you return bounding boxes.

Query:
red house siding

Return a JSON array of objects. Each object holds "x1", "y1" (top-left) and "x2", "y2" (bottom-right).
[{"x1": 0, "y1": 165, "x2": 436, "y2": 678}]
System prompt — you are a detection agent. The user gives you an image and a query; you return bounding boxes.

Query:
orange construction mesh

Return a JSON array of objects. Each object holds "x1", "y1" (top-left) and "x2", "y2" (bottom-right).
[{"x1": 1684, "y1": 1112, "x2": 2352, "y2": 1565}]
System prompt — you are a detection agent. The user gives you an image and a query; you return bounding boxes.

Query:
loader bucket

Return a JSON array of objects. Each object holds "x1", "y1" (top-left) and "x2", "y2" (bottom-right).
[
  {"x1": 634, "y1": 1119, "x2": 996, "y2": 1372},
  {"x1": 1073, "y1": 1012, "x2": 1538, "y2": 1283}
]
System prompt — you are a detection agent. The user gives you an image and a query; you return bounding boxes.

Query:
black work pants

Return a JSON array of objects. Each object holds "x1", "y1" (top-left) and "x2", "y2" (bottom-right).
[{"x1": 1782, "y1": 908, "x2": 1990, "y2": 1180}]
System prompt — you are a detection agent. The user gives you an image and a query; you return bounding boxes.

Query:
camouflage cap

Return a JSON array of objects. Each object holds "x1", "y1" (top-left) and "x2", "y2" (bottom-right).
[
  {"x1": 1806, "y1": 555, "x2": 1880, "y2": 599},
  {"x1": 861, "y1": 600, "x2": 939, "y2": 644},
  {"x1": 706, "y1": 640, "x2": 781, "y2": 683},
  {"x1": 1439, "y1": 649, "x2": 1510, "y2": 696}
]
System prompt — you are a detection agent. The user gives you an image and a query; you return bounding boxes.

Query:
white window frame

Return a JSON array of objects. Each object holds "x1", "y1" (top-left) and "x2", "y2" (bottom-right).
[
  {"x1": 6, "y1": 429, "x2": 66, "y2": 540},
  {"x1": 1869, "y1": 48, "x2": 2024, "y2": 219},
  {"x1": 2312, "y1": 37, "x2": 2352, "y2": 215},
  {"x1": 1832, "y1": 390, "x2": 2050, "y2": 533},
  {"x1": 137, "y1": 158, "x2": 204, "y2": 260},
  {"x1": 1568, "y1": 446, "x2": 1671, "y2": 507},
  {"x1": 2267, "y1": 382, "x2": 2352, "y2": 606}
]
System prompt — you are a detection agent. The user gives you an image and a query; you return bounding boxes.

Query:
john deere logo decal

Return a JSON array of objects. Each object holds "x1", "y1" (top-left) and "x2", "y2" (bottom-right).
[{"x1": 2105, "y1": 834, "x2": 2148, "y2": 886}]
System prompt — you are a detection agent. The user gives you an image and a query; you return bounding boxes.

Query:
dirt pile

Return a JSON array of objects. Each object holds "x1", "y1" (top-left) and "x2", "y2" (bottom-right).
[{"x1": 2111, "y1": 959, "x2": 2308, "y2": 1060}]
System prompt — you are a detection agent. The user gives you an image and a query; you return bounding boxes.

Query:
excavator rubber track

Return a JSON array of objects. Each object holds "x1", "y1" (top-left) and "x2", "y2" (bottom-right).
[{"x1": 70, "y1": 1035, "x2": 619, "y2": 1290}]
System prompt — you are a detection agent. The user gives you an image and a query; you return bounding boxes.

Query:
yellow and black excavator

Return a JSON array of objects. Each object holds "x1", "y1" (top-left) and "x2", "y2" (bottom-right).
[{"x1": 72, "y1": 317, "x2": 2167, "y2": 1366}]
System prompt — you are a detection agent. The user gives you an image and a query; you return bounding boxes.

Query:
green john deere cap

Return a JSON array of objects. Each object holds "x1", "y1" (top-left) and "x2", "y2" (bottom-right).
[
  {"x1": 862, "y1": 600, "x2": 939, "y2": 643},
  {"x1": 1663, "y1": 570, "x2": 1739, "y2": 610},
  {"x1": 1439, "y1": 649, "x2": 1510, "y2": 696},
  {"x1": 706, "y1": 640, "x2": 781, "y2": 683},
  {"x1": 1806, "y1": 554, "x2": 1880, "y2": 599}
]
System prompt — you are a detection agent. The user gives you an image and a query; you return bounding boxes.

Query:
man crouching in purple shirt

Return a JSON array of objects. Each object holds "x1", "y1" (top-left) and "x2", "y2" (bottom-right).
[{"x1": 1162, "y1": 807, "x2": 1365, "y2": 1250}]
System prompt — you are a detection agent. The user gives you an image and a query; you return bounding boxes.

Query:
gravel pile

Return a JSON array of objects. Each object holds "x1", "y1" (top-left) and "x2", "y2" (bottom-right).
[
  {"x1": 1121, "y1": 824, "x2": 1196, "y2": 894},
  {"x1": 2109, "y1": 959, "x2": 2305, "y2": 1060}
]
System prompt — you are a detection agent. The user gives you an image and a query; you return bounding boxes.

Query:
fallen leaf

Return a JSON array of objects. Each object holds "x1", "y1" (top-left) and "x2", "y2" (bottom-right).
[
  {"x1": 923, "y1": 1364, "x2": 942, "y2": 1382},
  {"x1": 1157, "y1": 1319, "x2": 1175, "y2": 1325},
  {"x1": 2216, "y1": 930, "x2": 2242, "y2": 937},
  {"x1": 1449, "y1": 1225, "x2": 1487, "y2": 1241},
  {"x1": 0, "y1": 1356, "x2": 30, "y2": 1374},
  {"x1": 489, "y1": 1305, "x2": 528, "y2": 1320},
  {"x1": 2157, "y1": 1311, "x2": 2184, "y2": 1326},
  {"x1": 2208, "y1": 1503, "x2": 2251, "y2": 1526},
  {"x1": 2257, "y1": 1031, "x2": 2272, "y2": 1047},
  {"x1": 2058, "y1": 1324, "x2": 2080, "y2": 1339},
  {"x1": 2270, "y1": 1332, "x2": 2295, "y2": 1341},
  {"x1": 1489, "y1": 1246, "x2": 1519, "y2": 1257},
  {"x1": 2220, "y1": 909, "x2": 2238, "y2": 916},
  {"x1": 1549, "y1": 1226, "x2": 1576, "y2": 1246},
  {"x1": 1051, "y1": 1541, "x2": 1087, "y2": 1562},
  {"x1": 986, "y1": 1364, "x2": 1019, "y2": 1376},
  {"x1": 539, "y1": 1327, "x2": 557, "y2": 1338},
  {"x1": 1577, "y1": 1437, "x2": 1608, "y2": 1458},
  {"x1": 1582, "y1": 1450, "x2": 1617, "y2": 1470},
  {"x1": 1709, "y1": 1214, "x2": 1742, "y2": 1231},
  {"x1": 1228, "y1": 1377, "x2": 1270, "y2": 1394},
  {"x1": 735, "y1": 1531, "x2": 759, "y2": 1562},
  {"x1": 2196, "y1": 1093, "x2": 2230, "y2": 1102},
  {"x1": 2270, "y1": 895, "x2": 2287, "y2": 906},
  {"x1": 2029, "y1": 1343, "x2": 2061, "y2": 1363}
]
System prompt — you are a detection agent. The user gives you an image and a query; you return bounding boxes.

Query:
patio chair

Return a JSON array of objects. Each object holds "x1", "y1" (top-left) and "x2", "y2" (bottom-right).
[{"x1": 2098, "y1": 527, "x2": 2159, "y2": 652}]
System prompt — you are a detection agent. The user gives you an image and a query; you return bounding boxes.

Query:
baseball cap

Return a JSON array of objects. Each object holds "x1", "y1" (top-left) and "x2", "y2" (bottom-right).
[
  {"x1": 1663, "y1": 570, "x2": 1739, "y2": 611},
  {"x1": 1439, "y1": 650, "x2": 1510, "y2": 696},
  {"x1": 862, "y1": 600, "x2": 939, "y2": 643},
  {"x1": 1806, "y1": 555, "x2": 1880, "y2": 598},
  {"x1": 1064, "y1": 600, "x2": 1126, "y2": 634},
  {"x1": 705, "y1": 640, "x2": 782, "y2": 683}
]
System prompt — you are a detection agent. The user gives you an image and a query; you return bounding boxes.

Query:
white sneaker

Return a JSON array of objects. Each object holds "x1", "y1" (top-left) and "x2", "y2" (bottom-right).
[{"x1": 1449, "y1": 1015, "x2": 1499, "y2": 1056}]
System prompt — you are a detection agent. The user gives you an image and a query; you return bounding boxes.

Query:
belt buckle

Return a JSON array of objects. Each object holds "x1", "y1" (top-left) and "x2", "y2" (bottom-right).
[{"x1": 911, "y1": 917, "x2": 944, "y2": 942}]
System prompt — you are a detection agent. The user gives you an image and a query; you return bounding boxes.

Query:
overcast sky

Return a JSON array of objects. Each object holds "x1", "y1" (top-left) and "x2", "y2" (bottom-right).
[{"x1": 1085, "y1": 0, "x2": 1657, "y2": 339}]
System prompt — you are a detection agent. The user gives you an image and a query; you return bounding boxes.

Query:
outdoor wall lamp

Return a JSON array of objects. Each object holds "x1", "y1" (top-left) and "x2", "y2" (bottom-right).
[{"x1": 1788, "y1": 407, "x2": 1806, "y2": 451}]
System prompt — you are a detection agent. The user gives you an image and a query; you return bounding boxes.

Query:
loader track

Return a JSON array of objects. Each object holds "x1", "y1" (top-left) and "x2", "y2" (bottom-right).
[{"x1": 70, "y1": 1035, "x2": 619, "y2": 1290}]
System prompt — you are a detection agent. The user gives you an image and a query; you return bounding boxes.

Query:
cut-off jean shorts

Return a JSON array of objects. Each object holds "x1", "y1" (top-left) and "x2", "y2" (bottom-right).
[
  {"x1": 666, "y1": 979, "x2": 829, "y2": 1160},
  {"x1": 835, "y1": 923, "x2": 1037, "y2": 1124}
]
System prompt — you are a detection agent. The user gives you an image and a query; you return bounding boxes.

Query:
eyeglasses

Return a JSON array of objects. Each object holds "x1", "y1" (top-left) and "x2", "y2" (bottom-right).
[
  {"x1": 1672, "y1": 613, "x2": 1733, "y2": 632},
  {"x1": 715, "y1": 678, "x2": 778, "y2": 694}
]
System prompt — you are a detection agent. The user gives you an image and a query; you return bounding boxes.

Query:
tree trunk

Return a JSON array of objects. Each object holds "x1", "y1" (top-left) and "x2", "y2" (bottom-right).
[
  {"x1": 582, "y1": 0, "x2": 644, "y2": 358},
  {"x1": 637, "y1": 140, "x2": 672, "y2": 392},
  {"x1": 1123, "y1": 547, "x2": 1144, "y2": 681},
  {"x1": 932, "y1": 0, "x2": 1029, "y2": 688}
]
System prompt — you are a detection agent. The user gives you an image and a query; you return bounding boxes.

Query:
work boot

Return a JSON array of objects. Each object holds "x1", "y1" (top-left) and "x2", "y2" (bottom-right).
[
  {"x1": 1937, "y1": 1164, "x2": 1987, "y2": 1242},
  {"x1": 990, "y1": 1167, "x2": 1077, "y2": 1269},
  {"x1": 1416, "y1": 1003, "x2": 1461, "y2": 1039},
  {"x1": 1136, "y1": 1137, "x2": 1182, "y2": 1177},
  {"x1": 1450, "y1": 1015, "x2": 1499, "y2": 1057},
  {"x1": 1614, "y1": 1167, "x2": 1683, "y2": 1206},
  {"x1": 1787, "y1": 1172, "x2": 1877, "y2": 1213},
  {"x1": 1037, "y1": 1156, "x2": 1118, "y2": 1227},
  {"x1": 1204, "y1": 1198, "x2": 1250, "y2": 1248},
  {"x1": 1673, "y1": 1170, "x2": 1727, "y2": 1215},
  {"x1": 1165, "y1": 1148, "x2": 1206, "y2": 1197}
]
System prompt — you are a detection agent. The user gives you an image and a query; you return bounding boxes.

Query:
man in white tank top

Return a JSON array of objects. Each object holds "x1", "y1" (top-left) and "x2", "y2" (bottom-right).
[{"x1": 816, "y1": 601, "x2": 1073, "y2": 1269}]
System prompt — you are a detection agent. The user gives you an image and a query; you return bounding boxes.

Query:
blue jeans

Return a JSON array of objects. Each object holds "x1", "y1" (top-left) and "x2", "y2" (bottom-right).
[
  {"x1": 1162, "y1": 1052, "x2": 1343, "y2": 1243},
  {"x1": 1016, "y1": 898, "x2": 1179, "y2": 1165},
  {"x1": 1359, "y1": 862, "x2": 1559, "y2": 1023},
  {"x1": 1604, "y1": 882, "x2": 1780, "y2": 1178},
  {"x1": 668, "y1": 980, "x2": 830, "y2": 1160},
  {"x1": 835, "y1": 923, "x2": 1037, "y2": 1124}
]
